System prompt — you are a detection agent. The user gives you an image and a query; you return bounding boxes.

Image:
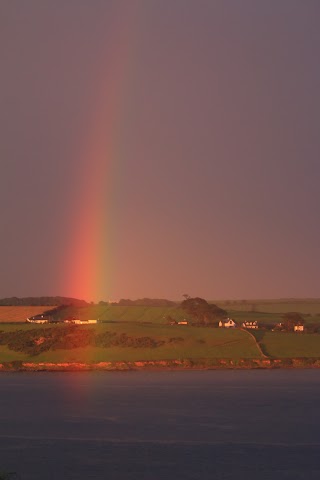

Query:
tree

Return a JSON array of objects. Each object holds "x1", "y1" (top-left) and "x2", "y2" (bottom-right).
[
  {"x1": 282, "y1": 312, "x2": 305, "y2": 332},
  {"x1": 180, "y1": 297, "x2": 227, "y2": 325}
]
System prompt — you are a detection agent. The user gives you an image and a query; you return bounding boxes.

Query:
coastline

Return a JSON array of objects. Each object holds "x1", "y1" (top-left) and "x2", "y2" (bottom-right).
[{"x1": 1, "y1": 357, "x2": 320, "y2": 372}]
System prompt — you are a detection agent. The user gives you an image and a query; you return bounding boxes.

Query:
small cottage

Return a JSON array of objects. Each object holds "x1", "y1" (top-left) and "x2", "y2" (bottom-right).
[
  {"x1": 219, "y1": 318, "x2": 237, "y2": 328},
  {"x1": 65, "y1": 319, "x2": 97, "y2": 325},
  {"x1": 242, "y1": 321, "x2": 258, "y2": 329},
  {"x1": 294, "y1": 324, "x2": 304, "y2": 332},
  {"x1": 26, "y1": 317, "x2": 48, "y2": 324}
]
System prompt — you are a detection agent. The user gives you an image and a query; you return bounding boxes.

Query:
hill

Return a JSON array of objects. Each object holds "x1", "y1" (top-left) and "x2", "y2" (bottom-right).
[
  {"x1": 0, "y1": 296, "x2": 89, "y2": 307},
  {"x1": 2, "y1": 301, "x2": 320, "y2": 328},
  {"x1": 215, "y1": 298, "x2": 320, "y2": 315},
  {"x1": 116, "y1": 298, "x2": 177, "y2": 307},
  {"x1": 0, "y1": 306, "x2": 56, "y2": 323}
]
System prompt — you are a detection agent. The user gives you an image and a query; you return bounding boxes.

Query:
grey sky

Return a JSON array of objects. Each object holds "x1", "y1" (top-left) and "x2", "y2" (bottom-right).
[{"x1": 1, "y1": 1, "x2": 320, "y2": 301}]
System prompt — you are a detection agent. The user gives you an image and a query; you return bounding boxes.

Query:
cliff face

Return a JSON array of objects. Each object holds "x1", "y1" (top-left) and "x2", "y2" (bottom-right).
[{"x1": 1, "y1": 357, "x2": 320, "y2": 371}]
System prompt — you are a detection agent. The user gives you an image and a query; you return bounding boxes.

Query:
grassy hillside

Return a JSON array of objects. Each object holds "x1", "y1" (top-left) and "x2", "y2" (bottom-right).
[
  {"x1": 3, "y1": 300, "x2": 320, "y2": 325},
  {"x1": 0, "y1": 323, "x2": 261, "y2": 363},
  {"x1": 51, "y1": 305, "x2": 320, "y2": 327},
  {"x1": 0, "y1": 306, "x2": 53, "y2": 323},
  {"x1": 228, "y1": 311, "x2": 282, "y2": 325},
  {"x1": 51, "y1": 305, "x2": 188, "y2": 323},
  {"x1": 252, "y1": 331, "x2": 320, "y2": 358},
  {"x1": 1, "y1": 321, "x2": 320, "y2": 365},
  {"x1": 215, "y1": 299, "x2": 320, "y2": 315}
]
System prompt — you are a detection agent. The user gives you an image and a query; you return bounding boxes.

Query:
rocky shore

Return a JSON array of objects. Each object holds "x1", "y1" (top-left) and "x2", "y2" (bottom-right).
[{"x1": 1, "y1": 357, "x2": 320, "y2": 371}]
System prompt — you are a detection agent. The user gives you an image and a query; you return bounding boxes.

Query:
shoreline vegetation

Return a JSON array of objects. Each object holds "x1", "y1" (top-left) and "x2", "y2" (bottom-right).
[{"x1": 1, "y1": 357, "x2": 320, "y2": 372}]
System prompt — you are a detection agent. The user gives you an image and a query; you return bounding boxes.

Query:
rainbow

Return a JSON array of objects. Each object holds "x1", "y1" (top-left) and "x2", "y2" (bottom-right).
[{"x1": 62, "y1": 4, "x2": 142, "y2": 302}]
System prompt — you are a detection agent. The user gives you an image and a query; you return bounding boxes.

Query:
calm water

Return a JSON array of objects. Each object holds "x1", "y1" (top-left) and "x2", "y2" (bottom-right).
[{"x1": 0, "y1": 370, "x2": 320, "y2": 479}]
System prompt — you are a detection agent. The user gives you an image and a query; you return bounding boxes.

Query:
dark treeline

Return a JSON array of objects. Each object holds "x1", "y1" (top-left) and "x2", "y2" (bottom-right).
[
  {"x1": 114, "y1": 298, "x2": 177, "y2": 307},
  {"x1": 0, "y1": 297, "x2": 89, "y2": 307}
]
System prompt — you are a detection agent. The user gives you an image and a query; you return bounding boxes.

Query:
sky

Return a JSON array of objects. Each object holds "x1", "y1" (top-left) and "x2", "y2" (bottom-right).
[{"x1": 1, "y1": 0, "x2": 320, "y2": 302}]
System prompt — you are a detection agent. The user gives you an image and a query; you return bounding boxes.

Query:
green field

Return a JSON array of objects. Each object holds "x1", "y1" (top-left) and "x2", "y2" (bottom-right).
[
  {"x1": 228, "y1": 310, "x2": 282, "y2": 325},
  {"x1": 50, "y1": 305, "x2": 188, "y2": 323},
  {"x1": 252, "y1": 331, "x2": 320, "y2": 358},
  {"x1": 0, "y1": 306, "x2": 55, "y2": 323},
  {"x1": 1, "y1": 322, "x2": 320, "y2": 364},
  {"x1": 51, "y1": 305, "x2": 320, "y2": 329},
  {"x1": 2, "y1": 300, "x2": 320, "y2": 326},
  {"x1": 0, "y1": 323, "x2": 261, "y2": 363},
  {"x1": 1, "y1": 301, "x2": 320, "y2": 366},
  {"x1": 215, "y1": 299, "x2": 320, "y2": 315}
]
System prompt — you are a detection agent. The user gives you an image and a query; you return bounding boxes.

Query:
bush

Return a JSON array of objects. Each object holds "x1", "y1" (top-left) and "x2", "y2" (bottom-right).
[
  {"x1": 0, "y1": 473, "x2": 16, "y2": 480},
  {"x1": 0, "y1": 327, "x2": 183, "y2": 355},
  {"x1": 0, "y1": 326, "x2": 94, "y2": 356},
  {"x1": 94, "y1": 332, "x2": 165, "y2": 348}
]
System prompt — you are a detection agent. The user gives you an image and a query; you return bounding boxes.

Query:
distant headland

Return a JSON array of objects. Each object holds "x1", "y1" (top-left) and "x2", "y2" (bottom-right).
[{"x1": 0, "y1": 296, "x2": 320, "y2": 371}]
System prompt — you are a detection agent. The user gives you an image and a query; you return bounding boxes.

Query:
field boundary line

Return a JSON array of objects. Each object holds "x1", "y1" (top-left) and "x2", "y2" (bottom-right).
[{"x1": 240, "y1": 328, "x2": 269, "y2": 358}]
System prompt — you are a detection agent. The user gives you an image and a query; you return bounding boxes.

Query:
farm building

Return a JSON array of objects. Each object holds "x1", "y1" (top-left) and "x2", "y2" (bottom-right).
[
  {"x1": 64, "y1": 319, "x2": 97, "y2": 325},
  {"x1": 294, "y1": 325, "x2": 304, "y2": 332},
  {"x1": 242, "y1": 321, "x2": 258, "y2": 329},
  {"x1": 219, "y1": 318, "x2": 237, "y2": 328},
  {"x1": 27, "y1": 317, "x2": 49, "y2": 324}
]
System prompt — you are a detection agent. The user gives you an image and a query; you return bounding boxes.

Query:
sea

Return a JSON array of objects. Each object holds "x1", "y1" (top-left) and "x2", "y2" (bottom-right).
[{"x1": 0, "y1": 370, "x2": 319, "y2": 479}]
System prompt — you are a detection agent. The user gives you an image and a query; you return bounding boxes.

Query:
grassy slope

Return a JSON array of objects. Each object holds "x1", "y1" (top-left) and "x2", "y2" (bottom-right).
[
  {"x1": 0, "y1": 306, "x2": 54, "y2": 323},
  {"x1": 55, "y1": 304, "x2": 320, "y2": 324},
  {"x1": 1, "y1": 302, "x2": 320, "y2": 364},
  {"x1": 255, "y1": 331, "x2": 320, "y2": 358},
  {"x1": 1, "y1": 322, "x2": 320, "y2": 363},
  {"x1": 228, "y1": 311, "x2": 282, "y2": 325},
  {"x1": 0, "y1": 323, "x2": 261, "y2": 363},
  {"x1": 215, "y1": 299, "x2": 320, "y2": 315},
  {"x1": 52, "y1": 305, "x2": 189, "y2": 323},
  {"x1": 3, "y1": 302, "x2": 320, "y2": 325}
]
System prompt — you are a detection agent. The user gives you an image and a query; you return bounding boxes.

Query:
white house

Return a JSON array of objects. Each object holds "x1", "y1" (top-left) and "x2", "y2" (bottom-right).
[
  {"x1": 294, "y1": 324, "x2": 304, "y2": 332},
  {"x1": 219, "y1": 318, "x2": 237, "y2": 328},
  {"x1": 242, "y1": 321, "x2": 258, "y2": 329},
  {"x1": 27, "y1": 317, "x2": 48, "y2": 324},
  {"x1": 65, "y1": 319, "x2": 97, "y2": 325}
]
